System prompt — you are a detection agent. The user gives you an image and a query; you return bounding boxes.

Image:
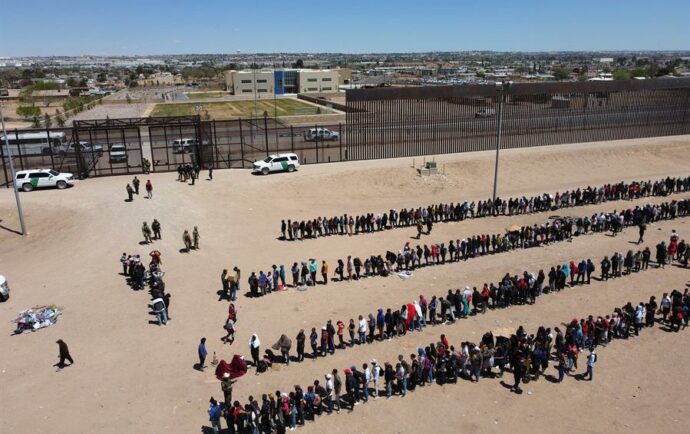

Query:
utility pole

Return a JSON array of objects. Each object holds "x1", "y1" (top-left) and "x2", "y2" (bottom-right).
[
  {"x1": 492, "y1": 81, "x2": 511, "y2": 204},
  {"x1": 0, "y1": 103, "x2": 27, "y2": 235}
]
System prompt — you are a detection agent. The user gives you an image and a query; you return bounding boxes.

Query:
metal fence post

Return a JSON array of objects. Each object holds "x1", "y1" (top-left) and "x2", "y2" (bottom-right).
[
  {"x1": 137, "y1": 127, "x2": 144, "y2": 174},
  {"x1": 46, "y1": 126, "x2": 55, "y2": 169},
  {"x1": 264, "y1": 115, "x2": 269, "y2": 157},
  {"x1": 238, "y1": 118, "x2": 245, "y2": 168},
  {"x1": 73, "y1": 126, "x2": 85, "y2": 179},
  {"x1": 339, "y1": 123, "x2": 343, "y2": 161},
  {"x1": 148, "y1": 127, "x2": 156, "y2": 173},
  {"x1": 315, "y1": 123, "x2": 319, "y2": 164},
  {"x1": 291, "y1": 125, "x2": 294, "y2": 153},
  {"x1": 14, "y1": 129, "x2": 24, "y2": 172}
]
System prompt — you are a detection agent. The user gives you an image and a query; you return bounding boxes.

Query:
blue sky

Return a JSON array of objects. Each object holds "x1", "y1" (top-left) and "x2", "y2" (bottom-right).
[{"x1": 1, "y1": 0, "x2": 688, "y2": 56}]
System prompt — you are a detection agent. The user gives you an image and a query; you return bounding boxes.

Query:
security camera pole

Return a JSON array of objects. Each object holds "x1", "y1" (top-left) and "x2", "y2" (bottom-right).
[{"x1": 0, "y1": 102, "x2": 27, "y2": 235}]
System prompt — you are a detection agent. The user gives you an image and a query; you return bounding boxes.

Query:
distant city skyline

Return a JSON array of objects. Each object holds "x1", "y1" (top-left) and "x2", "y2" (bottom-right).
[{"x1": 2, "y1": 0, "x2": 689, "y2": 57}]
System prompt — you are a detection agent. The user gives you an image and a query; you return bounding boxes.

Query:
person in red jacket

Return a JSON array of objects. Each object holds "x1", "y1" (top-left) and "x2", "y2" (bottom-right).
[{"x1": 145, "y1": 179, "x2": 153, "y2": 199}]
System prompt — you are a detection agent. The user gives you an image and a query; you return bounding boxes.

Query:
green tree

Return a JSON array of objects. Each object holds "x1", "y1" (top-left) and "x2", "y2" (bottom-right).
[
  {"x1": 553, "y1": 68, "x2": 571, "y2": 80},
  {"x1": 32, "y1": 116, "x2": 41, "y2": 128},
  {"x1": 43, "y1": 113, "x2": 52, "y2": 128},
  {"x1": 612, "y1": 69, "x2": 631, "y2": 80},
  {"x1": 16, "y1": 105, "x2": 41, "y2": 119},
  {"x1": 56, "y1": 115, "x2": 66, "y2": 127},
  {"x1": 292, "y1": 59, "x2": 304, "y2": 68},
  {"x1": 630, "y1": 68, "x2": 646, "y2": 78}
]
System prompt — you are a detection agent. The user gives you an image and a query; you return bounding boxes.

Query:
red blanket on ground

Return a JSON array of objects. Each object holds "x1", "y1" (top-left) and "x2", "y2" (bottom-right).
[{"x1": 215, "y1": 355, "x2": 247, "y2": 380}]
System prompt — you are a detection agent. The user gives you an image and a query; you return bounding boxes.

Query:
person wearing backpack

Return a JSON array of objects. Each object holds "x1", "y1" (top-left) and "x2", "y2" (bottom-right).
[{"x1": 585, "y1": 347, "x2": 597, "y2": 381}]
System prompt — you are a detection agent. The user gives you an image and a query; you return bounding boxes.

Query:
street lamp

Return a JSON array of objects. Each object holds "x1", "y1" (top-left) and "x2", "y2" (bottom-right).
[
  {"x1": 0, "y1": 102, "x2": 27, "y2": 235},
  {"x1": 492, "y1": 80, "x2": 512, "y2": 204}
]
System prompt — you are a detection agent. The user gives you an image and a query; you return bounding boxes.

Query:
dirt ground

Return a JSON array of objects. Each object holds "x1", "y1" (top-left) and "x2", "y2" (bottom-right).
[{"x1": 0, "y1": 135, "x2": 689, "y2": 434}]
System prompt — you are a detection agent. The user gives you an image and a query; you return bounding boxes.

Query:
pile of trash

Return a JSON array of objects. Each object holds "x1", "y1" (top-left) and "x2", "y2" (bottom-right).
[{"x1": 12, "y1": 305, "x2": 62, "y2": 334}]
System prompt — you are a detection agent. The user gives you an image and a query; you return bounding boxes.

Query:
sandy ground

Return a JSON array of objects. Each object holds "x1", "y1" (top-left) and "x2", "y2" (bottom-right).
[{"x1": 0, "y1": 135, "x2": 689, "y2": 434}]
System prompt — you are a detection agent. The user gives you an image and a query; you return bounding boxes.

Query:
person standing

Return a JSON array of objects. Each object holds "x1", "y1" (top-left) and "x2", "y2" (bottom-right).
[
  {"x1": 142, "y1": 221, "x2": 153, "y2": 243},
  {"x1": 145, "y1": 179, "x2": 153, "y2": 199},
  {"x1": 221, "y1": 373, "x2": 235, "y2": 408},
  {"x1": 56, "y1": 339, "x2": 74, "y2": 368},
  {"x1": 232, "y1": 266, "x2": 241, "y2": 300},
  {"x1": 126, "y1": 183, "x2": 134, "y2": 201},
  {"x1": 638, "y1": 223, "x2": 647, "y2": 244},
  {"x1": 208, "y1": 397, "x2": 222, "y2": 434},
  {"x1": 585, "y1": 348, "x2": 597, "y2": 381},
  {"x1": 152, "y1": 219, "x2": 162, "y2": 240},
  {"x1": 321, "y1": 260, "x2": 329, "y2": 285},
  {"x1": 249, "y1": 334, "x2": 261, "y2": 369},
  {"x1": 183, "y1": 230, "x2": 192, "y2": 251},
  {"x1": 221, "y1": 269, "x2": 230, "y2": 300},
  {"x1": 120, "y1": 252, "x2": 128, "y2": 275},
  {"x1": 198, "y1": 337, "x2": 208, "y2": 371},
  {"x1": 132, "y1": 176, "x2": 140, "y2": 195},
  {"x1": 163, "y1": 293, "x2": 171, "y2": 320},
  {"x1": 208, "y1": 164, "x2": 214, "y2": 181},
  {"x1": 296, "y1": 329, "x2": 305, "y2": 362},
  {"x1": 309, "y1": 259, "x2": 317, "y2": 286},
  {"x1": 193, "y1": 226, "x2": 200, "y2": 250}
]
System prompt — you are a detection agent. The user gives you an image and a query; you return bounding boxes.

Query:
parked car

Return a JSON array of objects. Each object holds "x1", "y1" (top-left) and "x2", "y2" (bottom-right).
[
  {"x1": 55, "y1": 141, "x2": 103, "y2": 156},
  {"x1": 109, "y1": 143, "x2": 127, "y2": 163},
  {"x1": 252, "y1": 153, "x2": 300, "y2": 175},
  {"x1": 0, "y1": 275, "x2": 8, "y2": 302},
  {"x1": 172, "y1": 138, "x2": 197, "y2": 154},
  {"x1": 304, "y1": 127, "x2": 339, "y2": 141},
  {"x1": 475, "y1": 108, "x2": 497, "y2": 118},
  {"x1": 14, "y1": 168, "x2": 75, "y2": 192}
]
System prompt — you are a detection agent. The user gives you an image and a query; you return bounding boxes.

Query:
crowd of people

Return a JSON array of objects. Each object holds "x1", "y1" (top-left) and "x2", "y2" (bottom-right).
[
  {"x1": 178, "y1": 163, "x2": 201, "y2": 185},
  {"x1": 235, "y1": 237, "x2": 675, "y2": 374},
  {"x1": 207, "y1": 285, "x2": 689, "y2": 433},
  {"x1": 119, "y1": 250, "x2": 170, "y2": 325},
  {"x1": 279, "y1": 175, "x2": 690, "y2": 241},
  {"x1": 243, "y1": 199, "x2": 690, "y2": 298}
]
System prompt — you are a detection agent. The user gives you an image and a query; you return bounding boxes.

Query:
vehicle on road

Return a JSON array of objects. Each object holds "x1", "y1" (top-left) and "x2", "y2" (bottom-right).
[
  {"x1": 56, "y1": 141, "x2": 103, "y2": 156},
  {"x1": 304, "y1": 127, "x2": 339, "y2": 141},
  {"x1": 1, "y1": 131, "x2": 67, "y2": 156},
  {"x1": 14, "y1": 168, "x2": 75, "y2": 192},
  {"x1": 172, "y1": 138, "x2": 197, "y2": 154},
  {"x1": 475, "y1": 108, "x2": 497, "y2": 118},
  {"x1": 252, "y1": 153, "x2": 300, "y2": 175},
  {"x1": 109, "y1": 143, "x2": 127, "y2": 163},
  {"x1": 0, "y1": 275, "x2": 9, "y2": 302}
]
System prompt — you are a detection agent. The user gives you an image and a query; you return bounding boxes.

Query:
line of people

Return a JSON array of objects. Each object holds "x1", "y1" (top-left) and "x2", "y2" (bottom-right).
[
  {"x1": 243, "y1": 199, "x2": 689, "y2": 298},
  {"x1": 279, "y1": 175, "x2": 690, "y2": 241},
  {"x1": 239, "y1": 241, "x2": 672, "y2": 374},
  {"x1": 119, "y1": 250, "x2": 170, "y2": 325},
  {"x1": 206, "y1": 288, "x2": 689, "y2": 433}
]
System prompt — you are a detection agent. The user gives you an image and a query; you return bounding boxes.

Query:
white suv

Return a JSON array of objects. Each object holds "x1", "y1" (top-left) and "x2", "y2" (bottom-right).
[
  {"x1": 304, "y1": 128, "x2": 339, "y2": 141},
  {"x1": 252, "y1": 153, "x2": 300, "y2": 175},
  {"x1": 14, "y1": 169, "x2": 75, "y2": 192},
  {"x1": 109, "y1": 143, "x2": 127, "y2": 163}
]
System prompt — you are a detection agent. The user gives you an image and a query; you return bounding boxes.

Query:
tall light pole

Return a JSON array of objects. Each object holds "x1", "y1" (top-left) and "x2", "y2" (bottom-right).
[
  {"x1": 492, "y1": 81, "x2": 511, "y2": 204},
  {"x1": 0, "y1": 102, "x2": 27, "y2": 235}
]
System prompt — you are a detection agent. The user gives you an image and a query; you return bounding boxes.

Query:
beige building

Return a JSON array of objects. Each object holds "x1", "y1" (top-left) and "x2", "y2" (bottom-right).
[
  {"x1": 225, "y1": 70, "x2": 275, "y2": 96},
  {"x1": 297, "y1": 69, "x2": 339, "y2": 93},
  {"x1": 225, "y1": 69, "x2": 345, "y2": 96}
]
